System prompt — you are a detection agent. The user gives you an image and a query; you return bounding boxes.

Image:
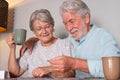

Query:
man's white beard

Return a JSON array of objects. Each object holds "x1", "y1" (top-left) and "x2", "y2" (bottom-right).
[{"x1": 73, "y1": 24, "x2": 88, "y2": 41}]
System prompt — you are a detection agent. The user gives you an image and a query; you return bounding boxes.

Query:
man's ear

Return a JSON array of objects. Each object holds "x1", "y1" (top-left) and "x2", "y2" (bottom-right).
[
  {"x1": 84, "y1": 13, "x2": 90, "y2": 24},
  {"x1": 53, "y1": 27, "x2": 55, "y2": 32}
]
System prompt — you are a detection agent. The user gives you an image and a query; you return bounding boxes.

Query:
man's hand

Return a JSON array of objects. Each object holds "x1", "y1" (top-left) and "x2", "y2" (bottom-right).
[
  {"x1": 52, "y1": 70, "x2": 75, "y2": 78},
  {"x1": 49, "y1": 56, "x2": 75, "y2": 72},
  {"x1": 50, "y1": 56, "x2": 89, "y2": 73},
  {"x1": 20, "y1": 37, "x2": 38, "y2": 56}
]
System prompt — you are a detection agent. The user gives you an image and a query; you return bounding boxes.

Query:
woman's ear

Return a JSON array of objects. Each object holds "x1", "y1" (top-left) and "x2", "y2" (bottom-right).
[{"x1": 32, "y1": 30, "x2": 37, "y2": 36}]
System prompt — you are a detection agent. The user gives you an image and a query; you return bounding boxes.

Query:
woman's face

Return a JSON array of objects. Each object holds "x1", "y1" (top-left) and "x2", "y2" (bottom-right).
[{"x1": 33, "y1": 19, "x2": 54, "y2": 43}]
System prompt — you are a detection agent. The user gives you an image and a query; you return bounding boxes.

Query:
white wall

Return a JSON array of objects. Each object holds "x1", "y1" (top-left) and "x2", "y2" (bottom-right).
[{"x1": 0, "y1": 0, "x2": 120, "y2": 71}]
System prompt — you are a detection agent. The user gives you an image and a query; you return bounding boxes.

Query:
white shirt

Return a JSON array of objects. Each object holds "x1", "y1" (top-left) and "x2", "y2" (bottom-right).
[{"x1": 19, "y1": 38, "x2": 74, "y2": 77}]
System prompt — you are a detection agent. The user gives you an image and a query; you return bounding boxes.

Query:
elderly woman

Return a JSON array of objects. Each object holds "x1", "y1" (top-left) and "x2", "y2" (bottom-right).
[{"x1": 6, "y1": 9, "x2": 74, "y2": 78}]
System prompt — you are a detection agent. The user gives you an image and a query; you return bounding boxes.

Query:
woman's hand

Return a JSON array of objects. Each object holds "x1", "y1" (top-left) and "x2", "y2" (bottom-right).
[
  {"x1": 32, "y1": 66, "x2": 52, "y2": 78},
  {"x1": 6, "y1": 33, "x2": 16, "y2": 48}
]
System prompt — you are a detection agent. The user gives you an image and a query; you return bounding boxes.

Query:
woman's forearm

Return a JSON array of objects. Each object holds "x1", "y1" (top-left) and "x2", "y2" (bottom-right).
[{"x1": 8, "y1": 47, "x2": 22, "y2": 76}]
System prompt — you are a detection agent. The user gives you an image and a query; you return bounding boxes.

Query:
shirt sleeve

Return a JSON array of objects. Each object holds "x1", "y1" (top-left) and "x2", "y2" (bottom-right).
[
  {"x1": 88, "y1": 60, "x2": 104, "y2": 77},
  {"x1": 19, "y1": 49, "x2": 30, "y2": 71},
  {"x1": 88, "y1": 31, "x2": 120, "y2": 77},
  {"x1": 101, "y1": 31, "x2": 120, "y2": 57}
]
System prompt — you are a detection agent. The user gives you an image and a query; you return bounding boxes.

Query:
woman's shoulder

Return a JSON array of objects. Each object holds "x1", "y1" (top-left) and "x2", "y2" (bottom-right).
[
  {"x1": 57, "y1": 38, "x2": 70, "y2": 43},
  {"x1": 56, "y1": 38, "x2": 71, "y2": 47}
]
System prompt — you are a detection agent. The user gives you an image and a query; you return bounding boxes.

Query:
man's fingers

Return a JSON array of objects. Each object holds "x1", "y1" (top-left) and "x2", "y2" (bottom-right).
[
  {"x1": 29, "y1": 43, "x2": 34, "y2": 54},
  {"x1": 49, "y1": 56, "x2": 63, "y2": 63},
  {"x1": 20, "y1": 46, "x2": 27, "y2": 57},
  {"x1": 39, "y1": 73, "x2": 44, "y2": 77}
]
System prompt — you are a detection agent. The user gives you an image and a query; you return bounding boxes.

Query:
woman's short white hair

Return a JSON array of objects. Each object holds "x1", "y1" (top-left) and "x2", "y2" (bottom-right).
[{"x1": 29, "y1": 9, "x2": 54, "y2": 30}]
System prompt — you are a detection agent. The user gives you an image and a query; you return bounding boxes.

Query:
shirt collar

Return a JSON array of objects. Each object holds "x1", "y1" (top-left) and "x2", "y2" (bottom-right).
[{"x1": 68, "y1": 24, "x2": 98, "y2": 47}]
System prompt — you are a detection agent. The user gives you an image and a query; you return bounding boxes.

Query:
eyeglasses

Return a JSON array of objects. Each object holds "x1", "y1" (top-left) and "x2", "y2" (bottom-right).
[{"x1": 33, "y1": 24, "x2": 52, "y2": 32}]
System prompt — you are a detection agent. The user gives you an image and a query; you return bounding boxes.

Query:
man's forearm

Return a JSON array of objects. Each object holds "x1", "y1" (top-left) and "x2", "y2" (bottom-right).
[{"x1": 73, "y1": 58, "x2": 89, "y2": 73}]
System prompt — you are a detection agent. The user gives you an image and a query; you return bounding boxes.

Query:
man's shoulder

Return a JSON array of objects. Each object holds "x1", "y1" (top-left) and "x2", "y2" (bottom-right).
[
  {"x1": 93, "y1": 25, "x2": 113, "y2": 38},
  {"x1": 93, "y1": 24, "x2": 106, "y2": 33},
  {"x1": 94, "y1": 25, "x2": 117, "y2": 45}
]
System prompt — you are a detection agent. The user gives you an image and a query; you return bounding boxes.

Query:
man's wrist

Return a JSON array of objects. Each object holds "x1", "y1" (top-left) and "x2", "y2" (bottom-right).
[{"x1": 71, "y1": 58, "x2": 76, "y2": 70}]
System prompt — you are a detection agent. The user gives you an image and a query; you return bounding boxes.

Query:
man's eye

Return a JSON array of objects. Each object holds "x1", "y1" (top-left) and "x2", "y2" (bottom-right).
[
  {"x1": 64, "y1": 23, "x2": 67, "y2": 26},
  {"x1": 70, "y1": 20, "x2": 75, "y2": 24}
]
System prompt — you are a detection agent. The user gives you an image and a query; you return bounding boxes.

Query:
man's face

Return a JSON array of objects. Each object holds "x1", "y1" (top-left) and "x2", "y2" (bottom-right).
[{"x1": 62, "y1": 12, "x2": 88, "y2": 40}]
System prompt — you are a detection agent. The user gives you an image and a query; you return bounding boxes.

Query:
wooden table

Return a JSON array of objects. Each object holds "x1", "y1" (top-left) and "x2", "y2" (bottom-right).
[{"x1": 4, "y1": 77, "x2": 105, "y2": 80}]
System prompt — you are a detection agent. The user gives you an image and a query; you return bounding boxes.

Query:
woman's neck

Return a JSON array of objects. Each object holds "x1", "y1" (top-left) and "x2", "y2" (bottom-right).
[{"x1": 41, "y1": 37, "x2": 57, "y2": 47}]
